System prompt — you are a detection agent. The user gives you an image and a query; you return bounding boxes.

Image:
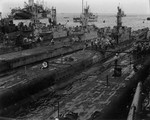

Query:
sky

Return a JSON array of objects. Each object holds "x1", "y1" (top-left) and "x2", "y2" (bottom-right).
[{"x1": 0, "y1": 0, "x2": 150, "y2": 17}]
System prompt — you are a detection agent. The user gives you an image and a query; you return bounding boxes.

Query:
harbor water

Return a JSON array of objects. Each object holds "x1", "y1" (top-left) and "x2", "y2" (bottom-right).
[{"x1": 13, "y1": 13, "x2": 150, "y2": 30}]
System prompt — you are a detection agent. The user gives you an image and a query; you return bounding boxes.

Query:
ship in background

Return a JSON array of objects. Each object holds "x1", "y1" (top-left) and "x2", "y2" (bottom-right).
[
  {"x1": 147, "y1": 0, "x2": 150, "y2": 20},
  {"x1": 73, "y1": 1, "x2": 98, "y2": 23},
  {"x1": 11, "y1": 0, "x2": 54, "y2": 20}
]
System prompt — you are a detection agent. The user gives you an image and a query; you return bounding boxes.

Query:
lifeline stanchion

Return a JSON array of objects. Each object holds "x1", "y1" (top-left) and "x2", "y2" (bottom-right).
[{"x1": 106, "y1": 75, "x2": 109, "y2": 87}]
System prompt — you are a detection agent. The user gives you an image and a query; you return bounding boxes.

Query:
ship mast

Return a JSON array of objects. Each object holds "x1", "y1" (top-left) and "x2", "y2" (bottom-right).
[
  {"x1": 146, "y1": 0, "x2": 150, "y2": 20},
  {"x1": 31, "y1": 0, "x2": 38, "y2": 25},
  {"x1": 149, "y1": 0, "x2": 150, "y2": 14},
  {"x1": 86, "y1": 1, "x2": 87, "y2": 9},
  {"x1": 30, "y1": 0, "x2": 35, "y2": 23},
  {"x1": 29, "y1": 0, "x2": 34, "y2": 6},
  {"x1": 117, "y1": 6, "x2": 122, "y2": 28},
  {"x1": 81, "y1": 0, "x2": 88, "y2": 27},
  {"x1": 0, "y1": 12, "x2": 2, "y2": 20},
  {"x1": 82, "y1": 0, "x2": 84, "y2": 14}
]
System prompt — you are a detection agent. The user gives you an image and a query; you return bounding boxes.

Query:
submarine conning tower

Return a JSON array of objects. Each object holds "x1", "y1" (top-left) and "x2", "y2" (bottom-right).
[
  {"x1": 114, "y1": 6, "x2": 129, "y2": 44},
  {"x1": 117, "y1": 6, "x2": 125, "y2": 28}
]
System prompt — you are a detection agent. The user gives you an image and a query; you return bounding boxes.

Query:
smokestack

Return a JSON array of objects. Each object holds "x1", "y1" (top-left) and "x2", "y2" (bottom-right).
[
  {"x1": 82, "y1": 0, "x2": 84, "y2": 13},
  {"x1": 149, "y1": 0, "x2": 150, "y2": 14},
  {"x1": 0, "y1": 12, "x2": 1, "y2": 17}
]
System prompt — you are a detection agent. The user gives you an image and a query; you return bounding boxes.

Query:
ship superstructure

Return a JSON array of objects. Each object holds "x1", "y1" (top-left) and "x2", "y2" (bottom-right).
[
  {"x1": 73, "y1": 1, "x2": 98, "y2": 23},
  {"x1": 112, "y1": 6, "x2": 129, "y2": 44},
  {"x1": 11, "y1": 0, "x2": 54, "y2": 20}
]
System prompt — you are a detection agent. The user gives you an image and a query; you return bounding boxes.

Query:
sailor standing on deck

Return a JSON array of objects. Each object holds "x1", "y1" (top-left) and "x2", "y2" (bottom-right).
[
  {"x1": 51, "y1": 38, "x2": 54, "y2": 45},
  {"x1": 114, "y1": 53, "x2": 119, "y2": 68},
  {"x1": 95, "y1": 39, "x2": 98, "y2": 50},
  {"x1": 4, "y1": 33, "x2": 9, "y2": 44},
  {"x1": 112, "y1": 53, "x2": 121, "y2": 77},
  {"x1": 83, "y1": 41, "x2": 88, "y2": 51}
]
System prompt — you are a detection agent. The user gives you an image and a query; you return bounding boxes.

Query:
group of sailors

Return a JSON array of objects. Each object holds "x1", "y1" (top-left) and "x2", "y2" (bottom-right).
[
  {"x1": 131, "y1": 41, "x2": 150, "y2": 72},
  {"x1": 17, "y1": 22, "x2": 35, "y2": 31},
  {"x1": 85, "y1": 36, "x2": 115, "y2": 51},
  {"x1": 0, "y1": 20, "x2": 35, "y2": 34},
  {"x1": 24, "y1": 34, "x2": 43, "y2": 44}
]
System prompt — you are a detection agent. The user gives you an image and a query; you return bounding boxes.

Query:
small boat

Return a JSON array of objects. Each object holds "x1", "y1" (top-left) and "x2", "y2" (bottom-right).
[
  {"x1": 88, "y1": 13, "x2": 98, "y2": 22},
  {"x1": 64, "y1": 17, "x2": 69, "y2": 19},
  {"x1": 73, "y1": 17, "x2": 81, "y2": 22},
  {"x1": 147, "y1": 17, "x2": 150, "y2": 20}
]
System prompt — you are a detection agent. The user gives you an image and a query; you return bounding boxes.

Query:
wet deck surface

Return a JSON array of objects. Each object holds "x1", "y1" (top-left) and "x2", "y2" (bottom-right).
[
  {"x1": 0, "y1": 40, "x2": 72, "y2": 61},
  {"x1": 0, "y1": 50, "x2": 98, "y2": 92},
  {"x1": 47, "y1": 54, "x2": 133, "y2": 120},
  {"x1": 2, "y1": 50, "x2": 135, "y2": 120}
]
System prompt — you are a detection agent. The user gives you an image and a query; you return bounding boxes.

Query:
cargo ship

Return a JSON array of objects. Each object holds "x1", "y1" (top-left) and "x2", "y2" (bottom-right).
[{"x1": 11, "y1": 0, "x2": 52, "y2": 20}]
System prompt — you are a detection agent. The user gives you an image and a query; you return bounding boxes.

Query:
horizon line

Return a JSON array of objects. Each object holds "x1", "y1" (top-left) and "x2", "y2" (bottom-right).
[{"x1": 57, "y1": 12, "x2": 150, "y2": 15}]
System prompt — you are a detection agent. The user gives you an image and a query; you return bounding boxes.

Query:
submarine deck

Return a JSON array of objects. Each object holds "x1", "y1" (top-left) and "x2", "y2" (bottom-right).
[
  {"x1": 0, "y1": 50, "x2": 98, "y2": 92},
  {"x1": 0, "y1": 40, "x2": 73, "y2": 61},
  {"x1": 46, "y1": 51, "x2": 134, "y2": 120},
  {"x1": 0, "y1": 48, "x2": 136, "y2": 120}
]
